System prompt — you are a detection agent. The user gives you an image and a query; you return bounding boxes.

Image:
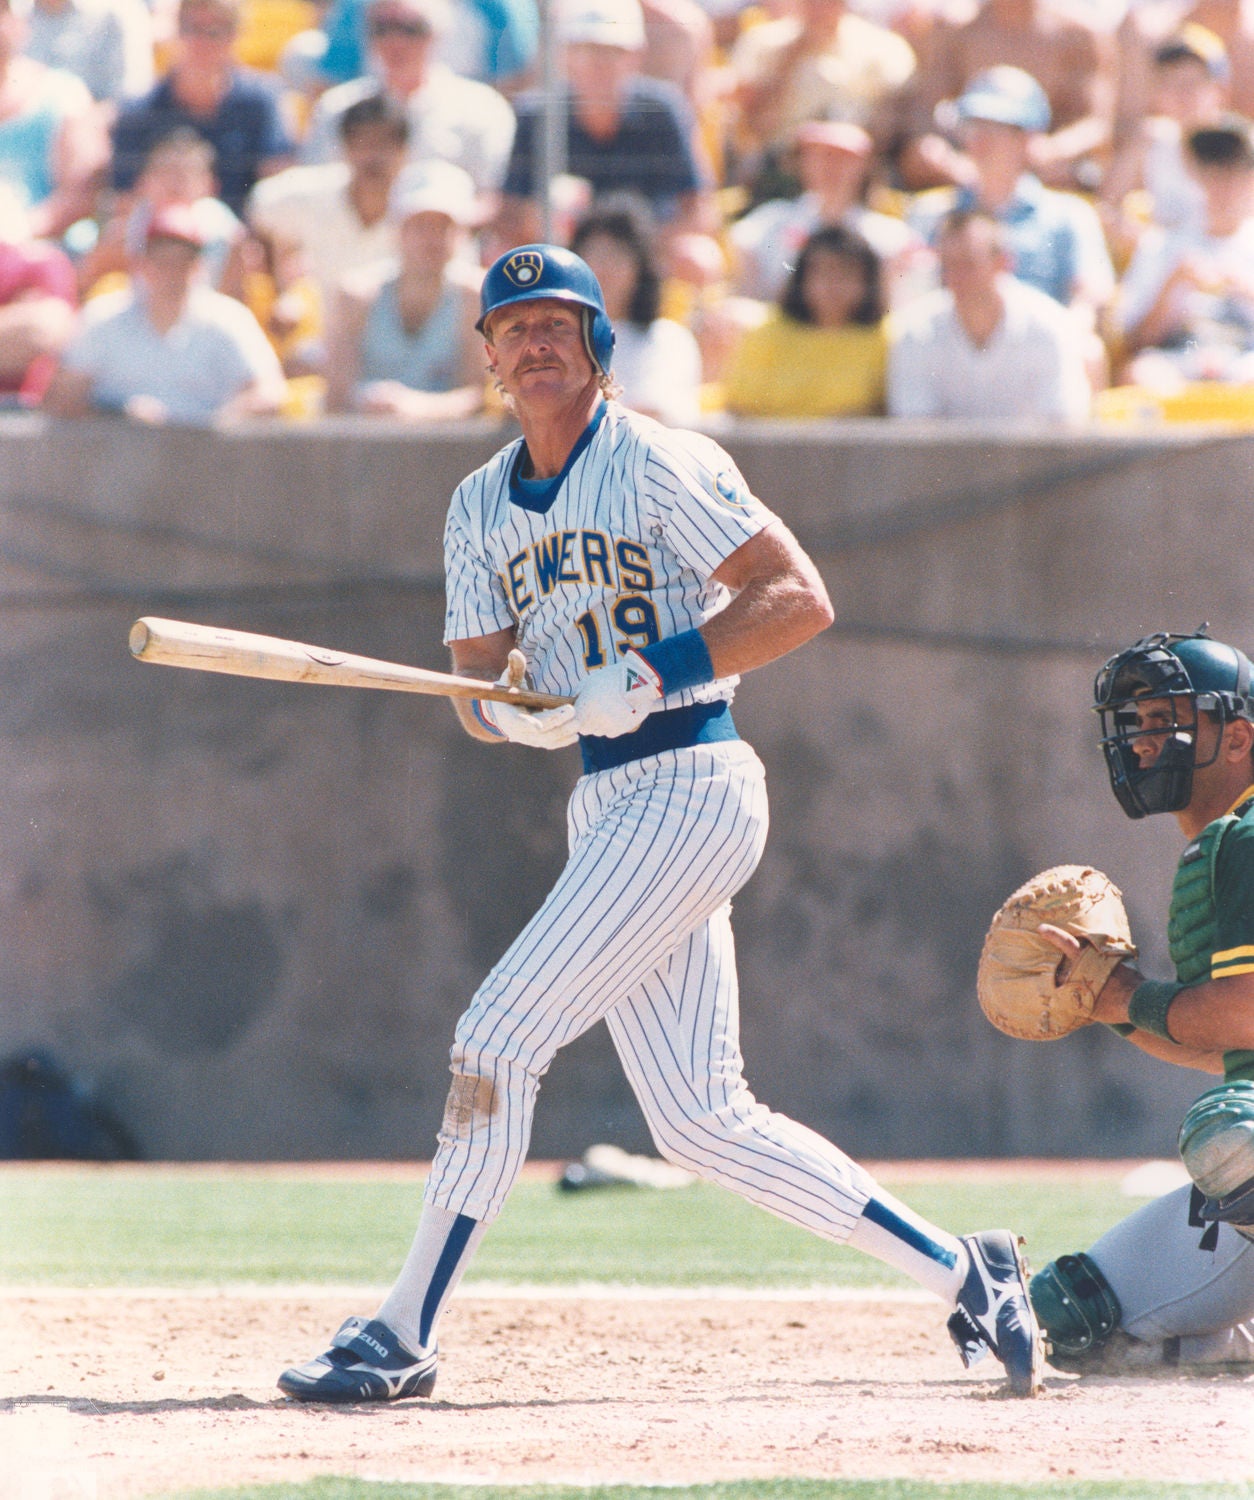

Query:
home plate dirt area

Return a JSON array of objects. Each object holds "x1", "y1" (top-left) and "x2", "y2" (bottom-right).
[{"x1": 5, "y1": 1280, "x2": 1252, "y2": 1498}]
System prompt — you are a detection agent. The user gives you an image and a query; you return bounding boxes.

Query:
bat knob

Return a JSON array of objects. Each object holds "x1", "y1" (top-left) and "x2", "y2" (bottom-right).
[{"x1": 506, "y1": 648, "x2": 527, "y2": 691}]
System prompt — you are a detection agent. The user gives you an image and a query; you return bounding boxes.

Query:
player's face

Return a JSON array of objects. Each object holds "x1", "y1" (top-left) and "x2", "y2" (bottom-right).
[
  {"x1": 485, "y1": 299, "x2": 597, "y2": 406},
  {"x1": 1127, "y1": 693, "x2": 1220, "y2": 769}
]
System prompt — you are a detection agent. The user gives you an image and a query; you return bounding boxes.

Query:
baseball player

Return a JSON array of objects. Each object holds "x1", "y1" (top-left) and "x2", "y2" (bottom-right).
[
  {"x1": 1030, "y1": 629, "x2": 1254, "y2": 1370},
  {"x1": 277, "y1": 244, "x2": 1043, "y2": 1402}
]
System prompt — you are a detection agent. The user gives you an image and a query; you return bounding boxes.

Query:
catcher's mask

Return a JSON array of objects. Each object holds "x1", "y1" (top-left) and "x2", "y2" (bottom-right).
[{"x1": 1093, "y1": 628, "x2": 1254, "y2": 818}]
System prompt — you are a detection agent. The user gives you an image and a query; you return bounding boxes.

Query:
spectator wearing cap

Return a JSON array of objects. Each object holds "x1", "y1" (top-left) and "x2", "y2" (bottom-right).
[
  {"x1": 908, "y1": 68, "x2": 1114, "y2": 321},
  {"x1": 495, "y1": 0, "x2": 714, "y2": 245},
  {"x1": 110, "y1": 0, "x2": 294, "y2": 218},
  {"x1": 1102, "y1": 26, "x2": 1229, "y2": 245},
  {"x1": 1117, "y1": 116, "x2": 1254, "y2": 388},
  {"x1": 323, "y1": 161, "x2": 486, "y2": 418},
  {"x1": 0, "y1": 182, "x2": 75, "y2": 405},
  {"x1": 888, "y1": 207, "x2": 1091, "y2": 420},
  {"x1": 248, "y1": 91, "x2": 410, "y2": 310},
  {"x1": 300, "y1": 0, "x2": 515, "y2": 199},
  {"x1": 1119, "y1": 0, "x2": 1254, "y2": 127},
  {"x1": 722, "y1": 221, "x2": 888, "y2": 417},
  {"x1": 44, "y1": 202, "x2": 286, "y2": 422},
  {"x1": 728, "y1": 119, "x2": 923, "y2": 304},
  {"x1": 81, "y1": 128, "x2": 245, "y2": 299},
  {"x1": 0, "y1": 0, "x2": 109, "y2": 240},
  {"x1": 901, "y1": 0, "x2": 1116, "y2": 190},
  {"x1": 728, "y1": 0, "x2": 915, "y2": 199},
  {"x1": 23, "y1": 0, "x2": 154, "y2": 110}
]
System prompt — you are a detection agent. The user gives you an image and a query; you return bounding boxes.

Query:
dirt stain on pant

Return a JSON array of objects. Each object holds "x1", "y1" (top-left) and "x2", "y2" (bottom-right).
[{"x1": 441, "y1": 1071, "x2": 497, "y2": 1140}]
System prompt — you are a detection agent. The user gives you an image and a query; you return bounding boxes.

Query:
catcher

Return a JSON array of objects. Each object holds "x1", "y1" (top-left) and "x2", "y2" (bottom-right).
[{"x1": 979, "y1": 628, "x2": 1254, "y2": 1371}]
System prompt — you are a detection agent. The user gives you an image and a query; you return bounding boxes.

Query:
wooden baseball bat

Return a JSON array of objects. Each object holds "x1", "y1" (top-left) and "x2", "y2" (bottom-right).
[{"x1": 128, "y1": 617, "x2": 573, "y2": 709}]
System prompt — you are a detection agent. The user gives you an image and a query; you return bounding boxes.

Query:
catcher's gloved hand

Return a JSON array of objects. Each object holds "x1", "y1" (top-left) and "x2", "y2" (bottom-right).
[
  {"x1": 474, "y1": 650, "x2": 578, "y2": 749},
  {"x1": 977, "y1": 865, "x2": 1139, "y2": 1040},
  {"x1": 572, "y1": 651, "x2": 663, "y2": 739}
]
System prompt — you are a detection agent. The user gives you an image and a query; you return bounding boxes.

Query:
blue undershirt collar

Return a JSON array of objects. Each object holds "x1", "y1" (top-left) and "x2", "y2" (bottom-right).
[{"x1": 508, "y1": 400, "x2": 607, "y2": 514}]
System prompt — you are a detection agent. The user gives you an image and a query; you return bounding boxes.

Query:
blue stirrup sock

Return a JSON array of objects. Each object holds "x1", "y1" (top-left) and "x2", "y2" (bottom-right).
[
  {"x1": 376, "y1": 1204, "x2": 487, "y2": 1355},
  {"x1": 848, "y1": 1191, "x2": 966, "y2": 1303}
]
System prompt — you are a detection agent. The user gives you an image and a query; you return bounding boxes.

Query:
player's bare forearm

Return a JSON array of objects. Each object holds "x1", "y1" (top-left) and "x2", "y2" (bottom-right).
[
  {"x1": 449, "y1": 628, "x2": 516, "y2": 740},
  {"x1": 1117, "y1": 1029, "x2": 1225, "y2": 1074},
  {"x1": 1156, "y1": 972, "x2": 1254, "y2": 1053},
  {"x1": 704, "y1": 520, "x2": 833, "y2": 677},
  {"x1": 1093, "y1": 962, "x2": 1254, "y2": 1056}
]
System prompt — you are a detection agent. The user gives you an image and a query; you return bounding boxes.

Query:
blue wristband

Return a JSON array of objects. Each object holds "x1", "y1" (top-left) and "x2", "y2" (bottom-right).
[{"x1": 636, "y1": 629, "x2": 715, "y2": 696}]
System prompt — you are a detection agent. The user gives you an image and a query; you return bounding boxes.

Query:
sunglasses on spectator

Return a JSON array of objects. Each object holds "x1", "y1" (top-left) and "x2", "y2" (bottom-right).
[{"x1": 368, "y1": 15, "x2": 432, "y2": 38}]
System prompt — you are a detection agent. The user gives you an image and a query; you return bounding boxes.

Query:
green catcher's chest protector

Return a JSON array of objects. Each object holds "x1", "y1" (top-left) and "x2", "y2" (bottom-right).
[{"x1": 1167, "y1": 803, "x2": 1254, "y2": 1083}]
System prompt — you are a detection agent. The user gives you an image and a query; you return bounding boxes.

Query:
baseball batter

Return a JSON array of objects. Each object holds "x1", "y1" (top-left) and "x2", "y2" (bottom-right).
[
  {"x1": 278, "y1": 244, "x2": 1043, "y2": 1403},
  {"x1": 1030, "y1": 630, "x2": 1254, "y2": 1371}
]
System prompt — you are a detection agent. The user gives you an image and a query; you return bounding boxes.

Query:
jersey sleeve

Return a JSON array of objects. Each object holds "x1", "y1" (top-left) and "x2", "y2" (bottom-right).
[
  {"x1": 645, "y1": 430, "x2": 776, "y2": 578},
  {"x1": 1211, "y1": 816, "x2": 1254, "y2": 980},
  {"x1": 442, "y1": 481, "x2": 516, "y2": 643}
]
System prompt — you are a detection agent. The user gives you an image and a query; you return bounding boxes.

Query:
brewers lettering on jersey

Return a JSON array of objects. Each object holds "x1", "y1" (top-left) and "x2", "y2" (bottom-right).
[{"x1": 277, "y1": 245, "x2": 1044, "y2": 1405}]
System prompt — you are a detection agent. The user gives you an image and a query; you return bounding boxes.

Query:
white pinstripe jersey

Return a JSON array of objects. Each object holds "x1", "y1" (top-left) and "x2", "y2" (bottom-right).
[{"x1": 443, "y1": 402, "x2": 777, "y2": 707}]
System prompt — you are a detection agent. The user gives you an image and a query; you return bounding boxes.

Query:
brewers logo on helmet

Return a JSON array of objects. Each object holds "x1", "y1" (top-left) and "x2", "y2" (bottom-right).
[{"x1": 476, "y1": 243, "x2": 615, "y2": 373}]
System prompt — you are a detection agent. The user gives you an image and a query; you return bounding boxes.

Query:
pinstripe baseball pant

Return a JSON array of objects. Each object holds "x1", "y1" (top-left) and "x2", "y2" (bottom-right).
[{"x1": 424, "y1": 739, "x2": 881, "y2": 1237}]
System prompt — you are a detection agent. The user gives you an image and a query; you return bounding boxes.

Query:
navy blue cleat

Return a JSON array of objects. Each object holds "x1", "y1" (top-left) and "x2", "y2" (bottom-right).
[
  {"x1": 947, "y1": 1230, "x2": 1045, "y2": 1397},
  {"x1": 278, "y1": 1316, "x2": 438, "y2": 1403}
]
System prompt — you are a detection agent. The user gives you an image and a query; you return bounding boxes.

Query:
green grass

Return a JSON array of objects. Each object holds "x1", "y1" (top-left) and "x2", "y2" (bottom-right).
[
  {"x1": 152, "y1": 1480, "x2": 1254, "y2": 1500},
  {"x1": 0, "y1": 1166, "x2": 1138, "y2": 1288}
]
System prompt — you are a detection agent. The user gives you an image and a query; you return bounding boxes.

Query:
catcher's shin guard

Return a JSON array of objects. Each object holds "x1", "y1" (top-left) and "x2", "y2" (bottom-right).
[{"x1": 1029, "y1": 1252, "x2": 1121, "y2": 1368}]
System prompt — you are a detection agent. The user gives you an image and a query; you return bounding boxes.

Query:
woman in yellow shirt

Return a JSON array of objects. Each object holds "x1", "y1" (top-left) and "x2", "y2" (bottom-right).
[{"x1": 722, "y1": 222, "x2": 888, "y2": 417}]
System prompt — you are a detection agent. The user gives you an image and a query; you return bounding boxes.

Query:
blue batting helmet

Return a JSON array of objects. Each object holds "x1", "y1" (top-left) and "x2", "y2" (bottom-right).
[{"x1": 476, "y1": 244, "x2": 615, "y2": 374}]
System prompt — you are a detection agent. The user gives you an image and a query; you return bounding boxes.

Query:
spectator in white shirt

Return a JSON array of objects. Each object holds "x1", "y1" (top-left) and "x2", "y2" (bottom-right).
[
  {"x1": 1117, "y1": 115, "x2": 1254, "y2": 389},
  {"x1": 24, "y1": 0, "x2": 153, "y2": 108},
  {"x1": 247, "y1": 90, "x2": 410, "y2": 310},
  {"x1": 888, "y1": 207, "x2": 1091, "y2": 420},
  {"x1": 44, "y1": 202, "x2": 286, "y2": 423},
  {"x1": 301, "y1": 0, "x2": 515, "y2": 199},
  {"x1": 729, "y1": 120, "x2": 924, "y2": 306}
]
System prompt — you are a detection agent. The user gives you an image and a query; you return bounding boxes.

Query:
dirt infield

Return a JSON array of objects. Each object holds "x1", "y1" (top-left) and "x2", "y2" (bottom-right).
[{"x1": 6, "y1": 1281, "x2": 1253, "y2": 1499}]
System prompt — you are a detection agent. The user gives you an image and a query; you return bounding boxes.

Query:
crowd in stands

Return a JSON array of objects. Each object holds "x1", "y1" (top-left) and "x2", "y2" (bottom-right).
[{"x1": 6, "y1": 0, "x2": 1254, "y2": 424}]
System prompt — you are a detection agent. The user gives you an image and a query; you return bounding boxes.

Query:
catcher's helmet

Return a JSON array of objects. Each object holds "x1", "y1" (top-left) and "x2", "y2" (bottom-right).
[
  {"x1": 1093, "y1": 627, "x2": 1254, "y2": 818},
  {"x1": 476, "y1": 244, "x2": 615, "y2": 374}
]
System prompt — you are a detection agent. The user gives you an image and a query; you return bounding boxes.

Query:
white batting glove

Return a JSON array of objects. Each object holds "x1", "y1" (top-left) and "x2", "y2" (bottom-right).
[
  {"x1": 474, "y1": 653, "x2": 579, "y2": 750},
  {"x1": 572, "y1": 651, "x2": 663, "y2": 739}
]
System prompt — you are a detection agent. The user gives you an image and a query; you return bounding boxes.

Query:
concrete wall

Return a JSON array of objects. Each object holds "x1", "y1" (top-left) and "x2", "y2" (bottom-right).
[{"x1": 0, "y1": 413, "x2": 1245, "y2": 1161}]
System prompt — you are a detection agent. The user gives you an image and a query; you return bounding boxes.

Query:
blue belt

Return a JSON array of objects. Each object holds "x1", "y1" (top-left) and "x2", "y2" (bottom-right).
[{"x1": 579, "y1": 700, "x2": 739, "y2": 774}]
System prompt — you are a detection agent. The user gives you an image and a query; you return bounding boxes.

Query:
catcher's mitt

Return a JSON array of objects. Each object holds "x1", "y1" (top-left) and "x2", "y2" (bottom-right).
[{"x1": 977, "y1": 865, "x2": 1138, "y2": 1041}]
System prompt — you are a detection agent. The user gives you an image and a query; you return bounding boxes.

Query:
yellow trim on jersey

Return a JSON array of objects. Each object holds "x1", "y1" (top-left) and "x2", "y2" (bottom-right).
[
  {"x1": 1213, "y1": 944, "x2": 1254, "y2": 978},
  {"x1": 1222, "y1": 784, "x2": 1254, "y2": 818},
  {"x1": 1214, "y1": 944, "x2": 1254, "y2": 963}
]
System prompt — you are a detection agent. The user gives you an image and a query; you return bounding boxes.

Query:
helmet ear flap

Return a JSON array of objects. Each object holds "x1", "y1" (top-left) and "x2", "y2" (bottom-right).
[{"x1": 581, "y1": 305, "x2": 616, "y2": 375}]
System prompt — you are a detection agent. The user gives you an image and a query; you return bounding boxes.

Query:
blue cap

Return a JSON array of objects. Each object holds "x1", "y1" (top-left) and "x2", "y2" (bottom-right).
[{"x1": 956, "y1": 67, "x2": 1052, "y2": 133}]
